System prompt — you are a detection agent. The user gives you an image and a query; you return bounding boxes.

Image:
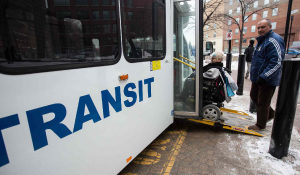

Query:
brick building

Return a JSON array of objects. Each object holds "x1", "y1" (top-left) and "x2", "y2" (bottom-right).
[{"x1": 223, "y1": 0, "x2": 300, "y2": 53}]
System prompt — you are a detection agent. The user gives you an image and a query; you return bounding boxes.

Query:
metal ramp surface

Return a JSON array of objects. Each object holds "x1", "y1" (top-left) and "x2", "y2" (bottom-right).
[{"x1": 189, "y1": 108, "x2": 263, "y2": 137}]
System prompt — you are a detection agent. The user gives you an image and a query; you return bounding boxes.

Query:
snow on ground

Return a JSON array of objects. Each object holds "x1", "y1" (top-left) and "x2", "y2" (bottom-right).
[
  {"x1": 203, "y1": 59, "x2": 300, "y2": 174},
  {"x1": 224, "y1": 93, "x2": 300, "y2": 175},
  {"x1": 245, "y1": 129, "x2": 300, "y2": 175},
  {"x1": 221, "y1": 63, "x2": 300, "y2": 175}
]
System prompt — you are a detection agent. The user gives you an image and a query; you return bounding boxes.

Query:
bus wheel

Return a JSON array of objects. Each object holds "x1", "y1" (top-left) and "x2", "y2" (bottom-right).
[{"x1": 202, "y1": 104, "x2": 221, "y2": 121}]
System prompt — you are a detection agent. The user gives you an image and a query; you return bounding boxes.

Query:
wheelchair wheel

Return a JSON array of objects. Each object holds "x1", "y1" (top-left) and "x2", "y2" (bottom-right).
[{"x1": 202, "y1": 104, "x2": 221, "y2": 121}]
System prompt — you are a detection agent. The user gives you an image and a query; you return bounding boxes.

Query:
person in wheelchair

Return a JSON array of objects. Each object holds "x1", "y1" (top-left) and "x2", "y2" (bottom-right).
[
  {"x1": 203, "y1": 51, "x2": 230, "y2": 73},
  {"x1": 181, "y1": 51, "x2": 237, "y2": 121},
  {"x1": 202, "y1": 52, "x2": 232, "y2": 103}
]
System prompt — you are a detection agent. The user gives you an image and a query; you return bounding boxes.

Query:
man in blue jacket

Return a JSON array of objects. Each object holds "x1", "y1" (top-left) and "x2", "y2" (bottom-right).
[{"x1": 248, "y1": 19, "x2": 285, "y2": 131}]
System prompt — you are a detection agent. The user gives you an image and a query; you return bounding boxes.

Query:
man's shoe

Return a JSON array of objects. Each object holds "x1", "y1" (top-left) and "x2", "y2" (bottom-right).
[{"x1": 248, "y1": 125, "x2": 264, "y2": 131}]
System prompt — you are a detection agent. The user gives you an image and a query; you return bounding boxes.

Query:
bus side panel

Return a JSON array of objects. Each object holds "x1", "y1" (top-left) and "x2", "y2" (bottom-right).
[
  {"x1": 0, "y1": 0, "x2": 174, "y2": 173},
  {"x1": 0, "y1": 56, "x2": 173, "y2": 174}
]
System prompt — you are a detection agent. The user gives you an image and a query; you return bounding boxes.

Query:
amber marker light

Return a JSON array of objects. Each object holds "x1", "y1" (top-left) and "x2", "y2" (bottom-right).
[
  {"x1": 126, "y1": 156, "x2": 132, "y2": 163},
  {"x1": 119, "y1": 74, "x2": 129, "y2": 81}
]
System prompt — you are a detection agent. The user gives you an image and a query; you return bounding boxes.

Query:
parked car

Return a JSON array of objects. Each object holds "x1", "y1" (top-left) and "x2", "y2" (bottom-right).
[
  {"x1": 287, "y1": 48, "x2": 300, "y2": 58},
  {"x1": 290, "y1": 41, "x2": 300, "y2": 50}
]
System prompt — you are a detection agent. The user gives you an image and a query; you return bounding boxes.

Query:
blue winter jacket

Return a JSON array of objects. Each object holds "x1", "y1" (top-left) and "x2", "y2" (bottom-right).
[{"x1": 250, "y1": 30, "x2": 285, "y2": 86}]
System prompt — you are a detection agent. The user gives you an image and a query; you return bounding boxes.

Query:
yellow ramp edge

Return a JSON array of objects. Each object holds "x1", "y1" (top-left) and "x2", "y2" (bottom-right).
[
  {"x1": 220, "y1": 107, "x2": 249, "y2": 116},
  {"x1": 188, "y1": 119, "x2": 264, "y2": 137}
]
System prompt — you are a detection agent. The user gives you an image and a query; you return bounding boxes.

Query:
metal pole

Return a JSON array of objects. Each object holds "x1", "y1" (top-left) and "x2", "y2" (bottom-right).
[
  {"x1": 287, "y1": 15, "x2": 294, "y2": 50},
  {"x1": 283, "y1": 0, "x2": 293, "y2": 52},
  {"x1": 269, "y1": 58, "x2": 300, "y2": 159},
  {"x1": 236, "y1": 54, "x2": 245, "y2": 95},
  {"x1": 226, "y1": 40, "x2": 232, "y2": 72},
  {"x1": 198, "y1": 0, "x2": 204, "y2": 117}
]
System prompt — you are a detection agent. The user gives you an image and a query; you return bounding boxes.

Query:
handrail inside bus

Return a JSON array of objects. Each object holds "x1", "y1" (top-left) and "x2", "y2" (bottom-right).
[
  {"x1": 173, "y1": 57, "x2": 195, "y2": 70},
  {"x1": 179, "y1": 55, "x2": 195, "y2": 64}
]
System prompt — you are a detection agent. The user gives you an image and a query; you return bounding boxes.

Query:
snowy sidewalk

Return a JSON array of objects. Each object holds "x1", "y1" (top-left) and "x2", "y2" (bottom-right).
[{"x1": 222, "y1": 61, "x2": 300, "y2": 174}]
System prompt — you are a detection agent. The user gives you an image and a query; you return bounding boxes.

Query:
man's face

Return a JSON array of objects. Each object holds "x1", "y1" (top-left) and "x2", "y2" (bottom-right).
[{"x1": 257, "y1": 21, "x2": 271, "y2": 36}]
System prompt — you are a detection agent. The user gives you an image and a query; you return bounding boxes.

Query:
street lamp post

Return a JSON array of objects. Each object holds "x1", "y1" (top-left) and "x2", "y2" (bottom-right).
[{"x1": 287, "y1": 9, "x2": 298, "y2": 50}]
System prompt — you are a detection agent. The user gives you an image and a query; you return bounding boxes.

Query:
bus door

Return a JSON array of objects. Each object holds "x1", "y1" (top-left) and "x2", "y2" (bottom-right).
[{"x1": 173, "y1": 0, "x2": 201, "y2": 117}]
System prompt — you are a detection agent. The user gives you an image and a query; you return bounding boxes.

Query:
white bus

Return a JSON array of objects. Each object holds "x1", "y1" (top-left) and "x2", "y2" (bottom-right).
[{"x1": 0, "y1": 0, "x2": 203, "y2": 174}]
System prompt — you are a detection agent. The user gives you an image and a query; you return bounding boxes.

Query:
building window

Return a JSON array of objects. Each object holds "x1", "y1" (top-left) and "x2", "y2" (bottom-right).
[
  {"x1": 103, "y1": 10, "x2": 110, "y2": 20},
  {"x1": 77, "y1": 10, "x2": 89, "y2": 20},
  {"x1": 254, "y1": 1, "x2": 258, "y2": 8},
  {"x1": 264, "y1": 0, "x2": 269, "y2": 5},
  {"x1": 235, "y1": 28, "x2": 239, "y2": 34},
  {"x1": 127, "y1": 11, "x2": 133, "y2": 20},
  {"x1": 235, "y1": 39, "x2": 239, "y2": 43},
  {"x1": 263, "y1": 11, "x2": 268, "y2": 18},
  {"x1": 229, "y1": 9, "x2": 232, "y2": 15},
  {"x1": 245, "y1": 16, "x2": 248, "y2": 22},
  {"x1": 56, "y1": 11, "x2": 71, "y2": 18},
  {"x1": 252, "y1": 13, "x2": 257, "y2": 20},
  {"x1": 228, "y1": 20, "x2": 232, "y2": 25},
  {"x1": 121, "y1": 0, "x2": 166, "y2": 61},
  {"x1": 272, "y1": 8, "x2": 278, "y2": 16},
  {"x1": 243, "y1": 39, "x2": 247, "y2": 43},
  {"x1": 75, "y1": 0, "x2": 88, "y2": 5},
  {"x1": 92, "y1": 0, "x2": 99, "y2": 5},
  {"x1": 54, "y1": 0, "x2": 70, "y2": 6},
  {"x1": 243, "y1": 27, "x2": 247, "y2": 34},
  {"x1": 271, "y1": 22, "x2": 277, "y2": 29},
  {"x1": 126, "y1": 0, "x2": 132, "y2": 7},
  {"x1": 233, "y1": 47, "x2": 238, "y2": 53},
  {"x1": 113, "y1": 24, "x2": 117, "y2": 33},
  {"x1": 229, "y1": 0, "x2": 233, "y2": 5},
  {"x1": 92, "y1": 11, "x2": 100, "y2": 19},
  {"x1": 103, "y1": 24, "x2": 110, "y2": 34},
  {"x1": 102, "y1": 0, "x2": 115, "y2": 6},
  {"x1": 206, "y1": 34, "x2": 209, "y2": 39},
  {"x1": 92, "y1": 24, "x2": 101, "y2": 34},
  {"x1": 237, "y1": 7, "x2": 240, "y2": 13},
  {"x1": 251, "y1": 25, "x2": 256, "y2": 32},
  {"x1": 236, "y1": 18, "x2": 239, "y2": 24},
  {"x1": 213, "y1": 32, "x2": 216, "y2": 37},
  {"x1": 274, "y1": 0, "x2": 279, "y2": 2}
]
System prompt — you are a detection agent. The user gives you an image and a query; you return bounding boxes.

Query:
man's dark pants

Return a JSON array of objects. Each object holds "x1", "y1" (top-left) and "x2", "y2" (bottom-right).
[{"x1": 250, "y1": 82, "x2": 276, "y2": 129}]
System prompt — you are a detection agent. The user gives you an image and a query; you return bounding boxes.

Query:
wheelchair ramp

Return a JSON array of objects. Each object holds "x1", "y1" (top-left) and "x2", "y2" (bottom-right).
[{"x1": 189, "y1": 108, "x2": 263, "y2": 137}]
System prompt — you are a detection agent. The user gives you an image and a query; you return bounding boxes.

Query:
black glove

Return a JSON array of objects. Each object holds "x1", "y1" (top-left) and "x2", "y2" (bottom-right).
[{"x1": 256, "y1": 77, "x2": 266, "y2": 85}]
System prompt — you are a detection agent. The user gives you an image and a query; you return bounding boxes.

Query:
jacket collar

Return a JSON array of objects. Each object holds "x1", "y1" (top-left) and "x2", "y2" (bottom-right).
[{"x1": 256, "y1": 30, "x2": 273, "y2": 43}]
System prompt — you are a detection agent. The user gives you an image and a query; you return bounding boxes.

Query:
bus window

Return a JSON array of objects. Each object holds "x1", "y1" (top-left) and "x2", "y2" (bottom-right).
[
  {"x1": 121, "y1": 0, "x2": 166, "y2": 62},
  {"x1": 0, "y1": 0, "x2": 120, "y2": 74}
]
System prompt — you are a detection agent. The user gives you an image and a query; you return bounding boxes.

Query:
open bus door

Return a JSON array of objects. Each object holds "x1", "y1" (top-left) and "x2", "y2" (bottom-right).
[
  {"x1": 172, "y1": 0, "x2": 263, "y2": 136},
  {"x1": 173, "y1": 0, "x2": 201, "y2": 118}
]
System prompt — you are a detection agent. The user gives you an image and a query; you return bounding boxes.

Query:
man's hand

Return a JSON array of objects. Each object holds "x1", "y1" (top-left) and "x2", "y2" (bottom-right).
[{"x1": 256, "y1": 77, "x2": 266, "y2": 85}]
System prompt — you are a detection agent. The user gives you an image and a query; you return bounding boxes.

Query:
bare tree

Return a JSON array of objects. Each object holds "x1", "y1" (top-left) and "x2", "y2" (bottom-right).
[
  {"x1": 223, "y1": 0, "x2": 278, "y2": 54},
  {"x1": 184, "y1": 0, "x2": 224, "y2": 32},
  {"x1": 203, "y1": 0, "x2": 224, "y2": 31}
]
